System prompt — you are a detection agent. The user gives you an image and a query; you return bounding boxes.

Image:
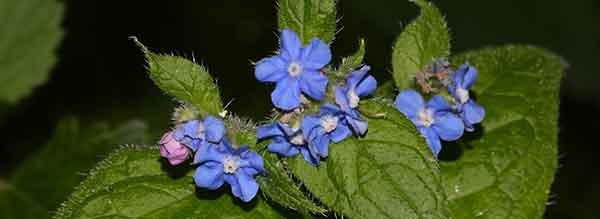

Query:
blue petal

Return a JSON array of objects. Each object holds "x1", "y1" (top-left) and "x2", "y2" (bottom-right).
[
  {"x1": 330, "y1": 123, "x2": 351, "y2": 143},
  {"x1": 271, "y1": 77, "x2": 301, "y2": 110},
  {"x1": 462, "y1": 100, "x2": 485, "y2": 129},
  {"x1": 203, "y1": 116, "x2": 225, "y2": 143},
  {"x1": 256, "y1": 123, "x2": 284, "y2": 139},
  {"x1": 300, "y1": 145, "x2": 320, "y2": 166},
  {"x1": 194, "y1": 162, "x2": 224, "y2": 190},
  {"x1": 460, "y1": 64, "x2": 478, "y2": 89},
  {"x1": 238, "y1": 150, "x2": 265, "y2": 175},
  {"x1": 394, "y1": 90, "x2": 424, "y2": 119},
  {"x1": 268, "y1": 138, "x2": 300, "y2": 157},
  {"x1": 299, "y1": 70, "x2": 328, "y2": 100},
  {"x1": 299, "y1": 38, "x2": 331, "y2": 70},
  {"x1": 346, "y1": 115, "x2": 368, "y2": 136},
  {"x1": 280, "y1": 29, "x2": 302, "y2": 60},
  {"x1": 346, "y1": 65, "x2": 370, "y2": 88},
  {"x1": 334, "y1": 86, "x2": 351, "y2": 111},
  {"x1": 302, "y1": 115, "x2": 322, "y2": 140},
  {"x1": 232, "y1": 171, "x2": 259, "y2": 202},
  {"x1": 355, "y1": 75, "x2": 377, "y2": 97},
  {"x1": 319, "y1": 103, "x2": 342, "y2": 116},
  {"x1": 427, "y1": 95, "x2": 453, "y2": 112},
  {"x1": 432, "y1": 113, "x2": 464, "y2": 141},
  {"x1": 255, "y1": 56, "x2": 287, "y2": 82},
  {"x1": 312, "y1": 133, "x2": 330, "y2": 157},
  {"x1": 224, "y1": 174, "x2": 241, "y2": 200},
  {"x1": 420, "y1": 127, "x2": 442, "y2": 157},
  {"x1": 193, "y1": 143, "x2": 223, "y2": 164}
]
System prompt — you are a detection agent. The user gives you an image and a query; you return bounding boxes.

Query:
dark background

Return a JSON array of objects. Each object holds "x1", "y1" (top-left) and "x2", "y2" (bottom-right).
[{"x1": 0, "y1": 0, "x2": 598, "y2": 218}]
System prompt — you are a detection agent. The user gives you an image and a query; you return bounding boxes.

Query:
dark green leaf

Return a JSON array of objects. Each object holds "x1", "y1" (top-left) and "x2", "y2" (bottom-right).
[
  {"x1": 277, "y1": 0, "x2": 337, "y2": 43},
  {"x1": 258, "y1": 152, "x2": 326, "y2": 217},
  {"x1": 0, "y1": 117, "x2": 150, "y2": 219},
  {"x1": 442, "y1": 46, "x2": 564, "y2": 218},
  {"x1": 289, "y1": 100, "x2": 449, "y2": 218},
  {"x1": 54, "y1": 146, "x2": 284, "y2": 219},
  {"x1": 132, "y1": 37, "x2": 223, "y2": 116},
  {"x1": 336, "y1": 39, "x2": 366, "y2": 75},
  {"x1": 391, "y1": 0, "x2": 450, "y2": 90},
  {"x1": 0, "y1": 0, "x2": 63, "y2": 105}
]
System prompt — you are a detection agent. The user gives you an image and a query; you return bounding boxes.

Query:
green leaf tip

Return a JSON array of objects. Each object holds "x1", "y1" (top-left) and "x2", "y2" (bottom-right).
[
  {"x1": 442, "y1": 45, "x2": 564, "y2": 218},
  {"x1": 131, "y1": 36, "x2": 224, "y2": 116},
  {"x1": 277, "y1": 0, "x2": 338, "y2": 43},
  {"x1": 391, "y1": 0, "x2": 450, "y2": 90}
]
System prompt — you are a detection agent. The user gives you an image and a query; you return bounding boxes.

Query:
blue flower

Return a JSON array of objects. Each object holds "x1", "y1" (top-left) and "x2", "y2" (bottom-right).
[
  {"x1": 255, "y1": 29, "x2": 331, "y2": 110},
  {"x1": 448, "y1": 64, "x2": 485, "y2": 131},
  {"x1": 394, "y1": 90, "x2": 464, "y2": 157},
  {"x1": 256, "y1": 122, "x2": 319, "y2": 165},
  {"x1": 302, "y1": 104, "x2": 352, "y2": 165},
  {"x1": 334, "y1": 65, "x2": 377, "y2": 135},
  {"x1": 193, "y1": 140, "x2": 265, "y2": 202},
  {"x1": 173, "y1": 116, "x2": 225, "y2": 151}
]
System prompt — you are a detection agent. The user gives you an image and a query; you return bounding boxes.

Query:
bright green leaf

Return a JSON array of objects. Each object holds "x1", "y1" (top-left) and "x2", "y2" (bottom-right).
[
  {"x1": 442, "y1": 46, "x2": 564, "y2": 218},
  {"x1": 258, "y1": 152, "x2": 326, "y2": 217},
  {"x1": 331, "y1": 39, "x2": 366, "y2": 81},
  {"x1": 277, "y1": 0, "x2": 337, "y2": 43},
  {"x1": 289, "y1": 100, "x2": 449, "y2": 218},
  {"x1": 0, "y1": 117, "x2": 150, "y2": 219},
  {"x1": 54, "y1": 146, "x2": 285, "y2": 219},
  {"x1": 0, "y1": 0, "x2": 63, "y2": 105},
  {"x1": 391, "y1": 0, "x2": 450, "y2": 90},
  {"x1": 132, "y1": 37, "x2": 223, "y2": 116}
]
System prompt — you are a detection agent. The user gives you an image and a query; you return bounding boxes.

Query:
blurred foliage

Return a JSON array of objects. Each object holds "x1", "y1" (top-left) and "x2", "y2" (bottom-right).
[{"x1": 0, "y1": 118, "x2": 150, "y2": 218}]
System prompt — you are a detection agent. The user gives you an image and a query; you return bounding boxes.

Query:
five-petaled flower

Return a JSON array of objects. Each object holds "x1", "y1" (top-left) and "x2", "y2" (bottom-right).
[
  {"x1": 334, "y1": 65, "x2": 377, "y2": 135},
  {"x1": 301, "y1": 104, "x2": 352, "y2": 165},
  {"x1": 448, "y1": 64, "x2": 485, "y2": 131},
  {"x1": 159, "y1": 131, "x2": 190, "y2": 165},
  {"x1": 394, "y1": 90, "x2": 464, "y2": 156},
  {"x1": 256, "y1": 122, "x2": 320, "y2": 165},
  {"x1": 193, "y1": 140, "x2": 265, "y2": 202},
  {"x1": 173, "y1": 116, "x2": 225, "y2": 151},
  {"x1": 254, "y1": 29, "x2": 331, "y2": 110}
]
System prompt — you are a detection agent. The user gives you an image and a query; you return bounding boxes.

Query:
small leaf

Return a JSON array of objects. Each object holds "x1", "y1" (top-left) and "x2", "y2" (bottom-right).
[
  {"x1": 442, "y1": 46, "x2": 564, "y2": 218},
  {"x1": 337, "y1": 39, "x2": 366, "y2": 74},
  {"x1": 277, "y1": 0, "x2": 337, "y2": 43},
  {"x1": 258, "y1": 152, "x2": 327, "y2": 217},
  {"x1": 0, "y1": 117, "x2": 150, "y2": 219},
  {"x1": 391, "y1": 0, "x2": 450, "y2": 90},
  {"x1": 132, "y1": 37, "x2": 223, "y2": 115},
  {"x1": 0, "y1": 0, "x2": 63, "y2": 105},
  {"x1": 289, "y1": 100, "x2": 449, "y2": 218},
  {"x1": 54, "y1": 146, "x2": 285, "y2": 219}
]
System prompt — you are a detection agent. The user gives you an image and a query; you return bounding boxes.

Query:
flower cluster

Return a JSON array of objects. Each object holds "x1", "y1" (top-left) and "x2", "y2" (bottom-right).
[
  {"x1": 256, "y1": 29, "x2": 377, "y2": 165},
  {"x1": 159, "y1": 116, "x2": 265, "y2": 202},
  {"x1": 394, "y1": 63, "x2": 485, "y2": 157}
]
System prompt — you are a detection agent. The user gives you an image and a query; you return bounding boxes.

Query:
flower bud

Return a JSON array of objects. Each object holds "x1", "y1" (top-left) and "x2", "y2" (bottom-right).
[{"x1": 159, "y1": 131, "x2": 190, "y2": 165}]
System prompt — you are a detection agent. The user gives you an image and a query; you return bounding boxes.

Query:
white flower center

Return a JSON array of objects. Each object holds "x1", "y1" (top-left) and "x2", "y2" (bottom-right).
[
  {"x1": 290, "y1": 133, "x2": 305, "y2": 145},
  {"x1": 222, "y1": 155, "x2": 240, "y2": 174},
  {"x1": 456, "y1": 87, "x2": 470, "y2": 104},
  {"x1": 417, "y1": 108, "x2": 435, "y2": 127},
  {"x1": 347, "y1": 90, "x2": 360, "y2": 108},
  {"x1": 287, "y1": 62, "x2": 302, "y2": 77},
  {"x1": 320, "y1": 115, "x2": 339, "y2": 133}
]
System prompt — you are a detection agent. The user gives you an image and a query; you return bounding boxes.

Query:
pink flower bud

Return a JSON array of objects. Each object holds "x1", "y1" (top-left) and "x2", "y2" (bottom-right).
[{"x1": 159, "y1": 131, "x2": 190, "y2": 165}]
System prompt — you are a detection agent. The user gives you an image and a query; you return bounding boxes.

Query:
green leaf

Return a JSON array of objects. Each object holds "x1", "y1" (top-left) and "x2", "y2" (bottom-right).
[
  {"x1": 337, "y1": 39, "x2": 366, "y2": 75},
  {"x1": 289, "y1": 100, "x2": 449, "y2": 218},
  {"x1": 54, "y1": 146, "x2": 284, "y2": 219},
  {"x1": 391, "y1": 0, "x2": 450, "y2": 90},
  {"x1": 132, "y1": 37, "x2": 223, "y2": 116},
  {"x1": 0, "y1": 0, "x2": 63, "y2": 105},
  {"x1": 442, "y1": 46, "x2": 564, "y2": 218},
  {"x1": 258, "y1": 152, "x2": 326, "y2": 217},
  {"x1": 277, "y1": 0, "x2": 337, "y2": 43},
  {"x1": 0, "y1": 117, "x2": 150, "y2": 219}
]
